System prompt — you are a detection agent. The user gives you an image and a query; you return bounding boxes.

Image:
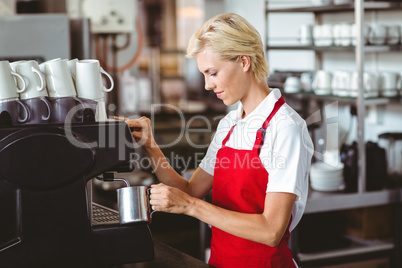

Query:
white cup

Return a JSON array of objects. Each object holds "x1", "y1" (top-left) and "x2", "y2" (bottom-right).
[
  {"x1": 75, "y1": 59, "x2": 114, "y2": 100},
  {"x1": 67, "y1": 58, "x2": 79, "y2": 83},
  {"x1": 380, "y1": 71, "x2": 399, "y2": 97},
  {"x1": 300, "y1": 72, "x2": 313, "y2": 92},
  {"x1": 0, "y1": 60, "x2": 27, "y2": 101},
  {"x1": 387, "y1": 25, "x2": 401, "y2": 45},
  {"x1": 333, "y1": 23, "x2": 352, "y2": 46},
  {"x1": 332, "y1": 71, "x2": 351, "y2": 96},
  {"x1": 314, "y1": 24, "x2": 333, "y2": 47},
  {"x1": 364, "y1": 72, "x2": 380, "y2": 97},
  {"x1": 284, "y1": 76, "x2": 301, "y2": 93},
  {"x1": 299, "y1": 24, "x2": 313, "y2": 46},
  {"x1": 312, "y1": 70, "x2": 332, "y2": 95},
  {"x1": 350, "y1": 72, "x2": 380, "y2": 98},
  {"x1": 11, "y1": 60, "x2": 47, "y2": 100},
  {"x1": 368, "y1": 24, "x2": 388, "y2": 45},
  {"x1": 40, "y1": 58, "x2": 77, "y2": 98},
  {"x1": 95, "y1": 99, "x2": 108, "y2": 121}
]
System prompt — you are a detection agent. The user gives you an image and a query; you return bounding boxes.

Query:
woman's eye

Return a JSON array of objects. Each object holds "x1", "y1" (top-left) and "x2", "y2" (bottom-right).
[{"x1": 210, "y1": 72, "x2": 217, "y2": 77}]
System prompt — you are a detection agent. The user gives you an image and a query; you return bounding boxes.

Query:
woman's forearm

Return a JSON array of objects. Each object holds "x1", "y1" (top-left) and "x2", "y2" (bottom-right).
[
  {"x1": 188, "y1": 198, "x2": 281, "y2": 247},
  {"x1": 143, "y1": 145, "x2": 191, "y2": 194}
]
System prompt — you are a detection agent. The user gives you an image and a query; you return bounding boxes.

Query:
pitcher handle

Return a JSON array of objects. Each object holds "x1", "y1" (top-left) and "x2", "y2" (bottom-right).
[
  {"x1": 147, "y1": 188, "x2": 156, "y2": 219},
  {"x1": 100, "y1": 67, "x2": 114, "y2": 92},
  {"x1": 16, "y1": 100, "x2": 30, "y2": 123}
]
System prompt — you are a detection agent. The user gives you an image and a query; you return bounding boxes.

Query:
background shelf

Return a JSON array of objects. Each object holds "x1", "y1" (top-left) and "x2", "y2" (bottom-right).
[
  {"x1": 305, "y1": 188, "x2": 401, "y2": 214},
  {"x1": 267, "y1": 45, "x2": 402, "y2": 53},
  {"x1": 281, "y1": 91, "x2": 400, "y2": 106},
  {"x1": 298, "y1": 235, "x2": 394, "y2": 262},
  {"x1": 266, "y1": 1, "x2": 402, "y2": 14}
]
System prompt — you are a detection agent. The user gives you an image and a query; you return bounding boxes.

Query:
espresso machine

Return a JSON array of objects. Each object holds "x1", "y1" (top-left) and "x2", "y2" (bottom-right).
[{"x1": 0, "y1": 114, "x2": 154, "y2": 267}]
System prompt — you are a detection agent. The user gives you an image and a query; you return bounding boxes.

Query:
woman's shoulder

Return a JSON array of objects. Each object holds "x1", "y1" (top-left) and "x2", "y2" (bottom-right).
[{"x1": 272, "y1": 103, "x2": 307, "y2": 132}]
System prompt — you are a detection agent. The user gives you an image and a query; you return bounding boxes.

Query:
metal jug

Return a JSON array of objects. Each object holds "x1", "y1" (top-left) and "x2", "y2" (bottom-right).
[{"x1": 117, "y1": 185, "x2": 155, "y2": 224}]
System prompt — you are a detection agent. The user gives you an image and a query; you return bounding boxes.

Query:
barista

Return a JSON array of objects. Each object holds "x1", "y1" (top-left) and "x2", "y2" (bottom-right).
[{"x1": 117, "y1": 13, "x2": 313, "y2": 267}]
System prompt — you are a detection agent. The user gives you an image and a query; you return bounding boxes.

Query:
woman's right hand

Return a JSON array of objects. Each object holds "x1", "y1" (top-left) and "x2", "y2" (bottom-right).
[{"x1": 114, "y1": 116, "x2": 157, "y2": 150}]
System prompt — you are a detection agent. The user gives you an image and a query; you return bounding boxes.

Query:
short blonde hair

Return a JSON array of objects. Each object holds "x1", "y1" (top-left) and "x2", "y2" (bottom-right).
[{"x1": 186, "y1": 13, "x2": 269, "y2": 84}]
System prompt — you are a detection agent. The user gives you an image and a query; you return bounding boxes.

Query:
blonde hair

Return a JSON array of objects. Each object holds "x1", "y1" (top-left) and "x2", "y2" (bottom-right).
[{"x1": 186, "y1": 13, "x2": 269, "y2": 84}]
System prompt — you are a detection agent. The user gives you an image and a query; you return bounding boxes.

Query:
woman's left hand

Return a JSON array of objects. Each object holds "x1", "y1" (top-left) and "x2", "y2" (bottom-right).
[{"x1": 149, "y1": 183, "x2": 194, "y2": 215}]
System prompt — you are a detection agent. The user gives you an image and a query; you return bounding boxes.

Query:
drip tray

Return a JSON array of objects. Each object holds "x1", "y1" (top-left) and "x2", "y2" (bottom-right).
[{"x1": 92, "y1": 203, "x2": 119, "y2": 225}]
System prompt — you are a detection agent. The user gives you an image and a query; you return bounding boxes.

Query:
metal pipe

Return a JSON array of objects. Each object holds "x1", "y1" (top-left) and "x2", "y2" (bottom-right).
[{"x1": 355, "y1": 0, "x2": 366, "y2": 193}]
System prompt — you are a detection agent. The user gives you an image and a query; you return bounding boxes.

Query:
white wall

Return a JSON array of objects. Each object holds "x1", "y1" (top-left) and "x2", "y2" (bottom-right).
[{"x1": 224, "y1": 0, "x2": 266, "y2": 47}]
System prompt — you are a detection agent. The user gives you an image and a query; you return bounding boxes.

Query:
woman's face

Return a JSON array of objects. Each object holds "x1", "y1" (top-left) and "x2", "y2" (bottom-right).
[{"x1": 196, "y1": 48, "x2": 250, "y2": 106}]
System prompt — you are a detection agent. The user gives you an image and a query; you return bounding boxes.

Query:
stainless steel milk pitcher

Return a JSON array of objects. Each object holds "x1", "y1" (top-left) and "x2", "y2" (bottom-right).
[{"x1": 117, "y1": 185, "x2": 154, "y2": 224}]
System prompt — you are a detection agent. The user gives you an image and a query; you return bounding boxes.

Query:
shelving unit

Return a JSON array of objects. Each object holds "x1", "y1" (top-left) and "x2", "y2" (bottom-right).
[{"x1": 266, "y1": 1, "x2": 402, "y2": 267}]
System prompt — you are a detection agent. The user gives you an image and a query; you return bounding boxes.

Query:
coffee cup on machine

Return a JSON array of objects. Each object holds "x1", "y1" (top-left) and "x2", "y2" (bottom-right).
[
  {"x1": 0, "y1": 60, "x2": 27, "y2": 99},
  {"x1": 75, "y1": 59, "x2": 114, "y2": 121},
  {"x1": 75, "y1": 59, "x2": 114, "y2": 100},
  {"x1": 11, "y1": 60, "x2": 51, "y2": 124},
  {"x1": 39, "y1": 58, "x2": 77, "y2": 98}
]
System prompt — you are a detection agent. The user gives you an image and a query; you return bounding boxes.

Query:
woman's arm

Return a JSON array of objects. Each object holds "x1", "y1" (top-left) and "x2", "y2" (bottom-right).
[
  {"x1": 116, "y1": 116, "x2": 213, "y2": 199},
  {"x1": 150, "y1": 183, "x2": 296, "y2": 247}
]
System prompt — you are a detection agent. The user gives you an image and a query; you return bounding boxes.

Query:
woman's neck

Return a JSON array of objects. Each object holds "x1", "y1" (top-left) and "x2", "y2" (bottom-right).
[{"x1": 241, "y1": 82, "x2": 271, "y2": 119}]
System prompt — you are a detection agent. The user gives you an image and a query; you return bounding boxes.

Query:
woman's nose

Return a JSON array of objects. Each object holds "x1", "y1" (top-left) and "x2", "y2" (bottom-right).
[{"x1": 205, "y1": 79, "x2": 214, "y2": 91}]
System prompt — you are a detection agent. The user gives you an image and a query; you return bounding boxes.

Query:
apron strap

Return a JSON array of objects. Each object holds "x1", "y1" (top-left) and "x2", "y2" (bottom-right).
[
  {"x1": 222, "y1": 125, "x2": 236, "y2": 146},
  {"x1": 253, "y1": 96, "x2": 285, "y2": 154}
]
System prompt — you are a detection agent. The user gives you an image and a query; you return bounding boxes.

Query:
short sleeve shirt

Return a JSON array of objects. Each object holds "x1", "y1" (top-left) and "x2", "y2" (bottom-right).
[{"x1": 199, "y1": 88, "x2": 314, "y2": 232}]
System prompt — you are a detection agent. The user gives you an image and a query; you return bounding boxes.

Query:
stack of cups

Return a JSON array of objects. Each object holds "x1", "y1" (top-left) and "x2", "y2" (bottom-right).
[
  {"x1": 0, "y1": 60, "x2": 30, "y2": 124},
  {"x1": 39, "y1": 58, "x2": 86, "y2": 123},
  {"x1": 39, "y1": 58, "x2": 114, "y2": 123},
  {"x1": 0, "y1": 58, "x2": 114, "y2": 126},
  {"x1": 11, "y1": 60, "x2": 52, "y2": 124}
]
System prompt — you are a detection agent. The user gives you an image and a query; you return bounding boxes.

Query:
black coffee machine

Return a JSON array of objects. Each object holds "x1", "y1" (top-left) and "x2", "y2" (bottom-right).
[{"x1": 0, "y1": 117, "x2": 154, "y2": 267}]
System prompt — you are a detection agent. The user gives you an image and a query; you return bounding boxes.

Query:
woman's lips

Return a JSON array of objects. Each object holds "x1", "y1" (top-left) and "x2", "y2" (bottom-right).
[{"x1": 215, "y1": 91, "x2": 223, "y2": 98}]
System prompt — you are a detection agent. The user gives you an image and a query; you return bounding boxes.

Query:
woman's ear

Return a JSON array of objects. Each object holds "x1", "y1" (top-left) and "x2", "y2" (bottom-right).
[{"x1": 239, "y1": 55, "x2": 251, "y2": 72}]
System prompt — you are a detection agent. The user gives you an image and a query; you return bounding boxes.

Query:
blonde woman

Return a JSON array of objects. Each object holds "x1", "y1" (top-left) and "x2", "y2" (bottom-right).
[{"x1": 117, "y1": 13, "x2": 313, "y2": 267}]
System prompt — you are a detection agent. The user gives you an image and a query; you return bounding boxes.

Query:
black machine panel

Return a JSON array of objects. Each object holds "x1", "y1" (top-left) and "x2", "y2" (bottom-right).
[
  {"x1": 0, "y1": 121, "x2": 154, "y2": 267},
  {"x1": 0, "y1": 127, "x2": 94, "y2": 190}
]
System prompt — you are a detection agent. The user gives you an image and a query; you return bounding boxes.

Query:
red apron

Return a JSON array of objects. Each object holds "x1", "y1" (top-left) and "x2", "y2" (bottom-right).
[{"x1": 209, "y1": 96, "x2": 295, "y2": 268}]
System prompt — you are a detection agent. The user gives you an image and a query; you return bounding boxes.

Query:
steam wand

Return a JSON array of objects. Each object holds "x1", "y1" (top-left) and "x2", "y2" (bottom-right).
[{"x1": 96, "y1": 173, "x2": 130, "y2": 187}]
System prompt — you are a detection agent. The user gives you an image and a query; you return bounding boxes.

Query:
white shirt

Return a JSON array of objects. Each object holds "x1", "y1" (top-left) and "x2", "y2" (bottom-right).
[{"x1": 199, "y1": 88, "x2": 314, "y2": 232}]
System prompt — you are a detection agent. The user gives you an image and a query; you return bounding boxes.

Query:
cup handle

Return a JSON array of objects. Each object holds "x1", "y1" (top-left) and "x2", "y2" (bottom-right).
[
  {"x1": 32, "y1": 67, "x2": 46, "y2": 92},
  {"x1": 73, "y1": 97, "x2": 85, "y2": 120},
  {"x1": 16, "y1": 100, "x2": 30, "y2": 123},
  {"x1": 12, "y1": 71, "x2": 27, "y2": 93},
  {"x1": 40, "y1": 97, "x2": 52, "y2": 121},
  {"x1": 100, "y1": 67, "x2": 114, "y2": 92}
]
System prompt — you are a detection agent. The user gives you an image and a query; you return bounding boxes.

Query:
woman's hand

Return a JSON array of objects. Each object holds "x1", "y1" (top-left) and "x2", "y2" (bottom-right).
[
  {"x1": 114, "y1": 116, "x2": 157, "y2": 150},
  {"x1": 149, "y1": 183, "x2": 195, "y2": 215}
]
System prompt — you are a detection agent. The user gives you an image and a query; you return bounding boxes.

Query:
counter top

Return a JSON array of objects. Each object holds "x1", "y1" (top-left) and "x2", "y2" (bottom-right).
[{"x1": 124, "y1": 239, "x2": 210, "y2": 268}]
